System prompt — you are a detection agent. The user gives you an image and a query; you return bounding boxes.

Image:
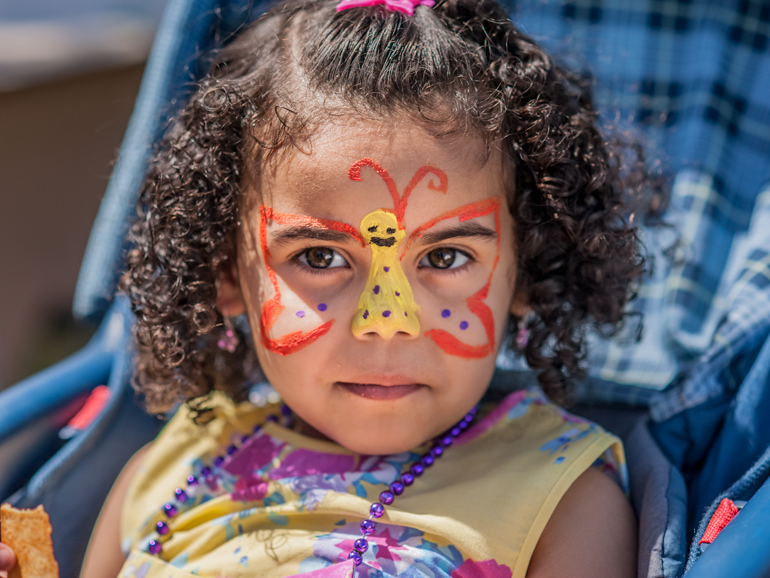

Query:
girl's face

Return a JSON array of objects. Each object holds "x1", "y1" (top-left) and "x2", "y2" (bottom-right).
[{"x1": 219, "y1": 118, "x2": 525, "y2": 454}]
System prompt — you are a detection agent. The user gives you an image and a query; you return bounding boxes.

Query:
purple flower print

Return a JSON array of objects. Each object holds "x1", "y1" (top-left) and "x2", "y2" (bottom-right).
[
  {"x1": 231, "y1": 479, "x2": 269, "y2": 502},
  {"x1": 291, "y1": 474, "x2": 360, "y2": 511},
  {"x1": 224, "y1": 435, "x2": 286, "y2": 478},
  {"x1": 291, "y1": 474, "x2": 354, "y2": 496},
  {"x1": 451, "y1": 559, "x2": 512, "y2": 578},
  {"x1": 301, "y1": 521, "x2": 466, "y2": 578},
  {"x1": 270, "y1": 449, "x2": 357, "y2": 479},
  {"x1": 286, "y1": 559, "x2": 356, "y2": 578}
]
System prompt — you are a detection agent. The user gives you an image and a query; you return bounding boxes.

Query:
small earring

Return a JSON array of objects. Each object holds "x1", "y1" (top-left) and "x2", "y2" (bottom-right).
[
  {"x1": 515, "y1": 316, "x2": 529, "y2": 350},
  {"x1": 217, "y1": 317, "x2": 239, "y2": 353}
]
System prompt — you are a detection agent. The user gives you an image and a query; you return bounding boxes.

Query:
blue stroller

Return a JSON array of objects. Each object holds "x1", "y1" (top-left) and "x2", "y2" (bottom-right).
[{"x1": 2, "y1": 0, "x2": 770, "y2": 576}]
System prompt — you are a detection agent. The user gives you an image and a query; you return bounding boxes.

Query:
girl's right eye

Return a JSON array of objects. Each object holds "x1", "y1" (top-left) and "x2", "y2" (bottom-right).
[{"x1": 297, "y1": 247, "x2": 348, "y2": 269}]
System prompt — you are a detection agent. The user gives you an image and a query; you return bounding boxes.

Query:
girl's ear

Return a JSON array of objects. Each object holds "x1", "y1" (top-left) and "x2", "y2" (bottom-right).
[
  {"x1": 510, "y1": 284, "x2": 529, "y2": 318},
  {"x1": 215, "y1": 258, "x2": 247, "y2": 317}
]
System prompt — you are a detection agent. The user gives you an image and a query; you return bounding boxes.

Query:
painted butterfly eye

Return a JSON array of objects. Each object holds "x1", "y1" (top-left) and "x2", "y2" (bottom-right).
[
  {"x1": 298, "y1": 248, "x2": 348, "y2": 269},
  {"x1": 419, "y1": 248, "x2": 470, "y2": 270}
]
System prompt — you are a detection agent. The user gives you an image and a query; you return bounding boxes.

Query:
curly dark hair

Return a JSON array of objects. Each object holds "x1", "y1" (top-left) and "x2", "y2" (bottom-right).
[{"x1": 121, "y1": 0, "x2": 648, "y2": 415}]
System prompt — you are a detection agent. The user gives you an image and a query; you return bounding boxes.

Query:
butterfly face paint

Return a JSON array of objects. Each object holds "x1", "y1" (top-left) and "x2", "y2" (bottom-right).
[
  {"x1": 347, "y1": 159, "x2": 502, "y2": 358},
  {"x1": 408, "y1": 198, "x2": 502, "y2": 358},
  {"x1": 258, "y1": 206, "x2": 364, "y2": 355},
  {"x1": 352, "y1": 209, "x2": 420, "y2": 338}
]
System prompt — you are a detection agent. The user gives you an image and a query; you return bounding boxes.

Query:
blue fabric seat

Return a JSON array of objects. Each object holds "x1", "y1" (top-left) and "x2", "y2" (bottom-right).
[{"x1": 2, "y1": 1, "x2": 770, "y2": 576}]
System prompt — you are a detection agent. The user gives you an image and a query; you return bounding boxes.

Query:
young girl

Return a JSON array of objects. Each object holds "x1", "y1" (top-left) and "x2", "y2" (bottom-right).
[{"x1": 1, "y1": 0, "x2": 643, "y2": 576}]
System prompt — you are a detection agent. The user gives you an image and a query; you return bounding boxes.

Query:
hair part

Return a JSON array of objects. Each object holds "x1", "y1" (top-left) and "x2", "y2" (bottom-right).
[{"x1": 122, "y1": 0, "x2": 647, "y2": 415}]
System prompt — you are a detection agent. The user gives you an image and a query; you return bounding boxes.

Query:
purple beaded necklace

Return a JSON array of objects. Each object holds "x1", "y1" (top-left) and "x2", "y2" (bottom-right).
[
  {"x1": 346, "y1": 406, "x2": 476, "y2": 566},
  {"x1": 146, "y1": 401, "x2": 477, "y2": 569}
]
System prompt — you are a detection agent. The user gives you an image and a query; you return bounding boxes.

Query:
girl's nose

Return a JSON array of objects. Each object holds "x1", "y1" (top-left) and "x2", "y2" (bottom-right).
[
  {"x1": 351, "y1": 264, "x2": 421, "y2": 339},
  {"x1": 351, "y1": 302, "x2": 420, "y2": 340}
]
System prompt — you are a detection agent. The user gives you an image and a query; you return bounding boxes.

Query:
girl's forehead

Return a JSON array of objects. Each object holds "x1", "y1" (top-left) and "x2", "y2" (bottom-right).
[{"x1": 251, "y1": 120, "x2": 505, "y2": 226}]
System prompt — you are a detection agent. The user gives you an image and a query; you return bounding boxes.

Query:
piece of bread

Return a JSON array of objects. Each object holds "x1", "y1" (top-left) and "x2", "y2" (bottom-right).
[{"x1": 0, "y1": 504, "x2": 59, "y2": 578}]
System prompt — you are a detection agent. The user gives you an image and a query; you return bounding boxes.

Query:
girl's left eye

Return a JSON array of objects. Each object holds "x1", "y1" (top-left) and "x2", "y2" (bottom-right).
[
  {"x1": 418, "y1": 248, "x2": 470, "y2": 270},
  {"x1": 297, "y1": 247, "x2": 348, "y2": 269}
]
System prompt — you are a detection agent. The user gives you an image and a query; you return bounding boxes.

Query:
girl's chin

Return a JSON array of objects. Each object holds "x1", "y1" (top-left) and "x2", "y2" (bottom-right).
[
  {"x1": 289, "y1": 386, "x2": 448, "y2": 454},
  {"x1": 323, "y1": 417, "x2": 441, "y2": 456},
  {"x1": 336, "y1": 436, "x2": 429, "y2": 456}
]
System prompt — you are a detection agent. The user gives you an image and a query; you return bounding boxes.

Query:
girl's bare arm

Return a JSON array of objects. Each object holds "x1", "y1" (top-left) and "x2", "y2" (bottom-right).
[
  {"x1": 80, "y1": 444, "x2": 151, "y2": 578},
  {"x1": 527, "y1": 467, "x2": 637, "y2": 578}
]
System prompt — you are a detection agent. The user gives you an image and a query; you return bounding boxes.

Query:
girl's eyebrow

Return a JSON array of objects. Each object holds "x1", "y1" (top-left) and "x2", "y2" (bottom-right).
[
  {"x1": 416, "y1": 222, "x2": 497, "y2": 246},
  {"x1": 271, "y1": 226, "x2": 357, "y2": 246}
]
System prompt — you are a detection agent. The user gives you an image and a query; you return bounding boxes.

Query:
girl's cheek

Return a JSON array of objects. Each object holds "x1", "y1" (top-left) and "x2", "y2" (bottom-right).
[
  {"x1": 260, "y1": 262, "x2": 360, "y2": 339},
  {"x1": 271, "y1": 286, "x2": 329, "y2": 335},
  {"x1": 411, "y1": 279, "x2": 490, "y2": 346}
]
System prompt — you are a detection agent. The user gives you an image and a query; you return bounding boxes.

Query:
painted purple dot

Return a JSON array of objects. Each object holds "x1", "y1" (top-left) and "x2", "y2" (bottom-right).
[
  {"x1": 383, "y1": 311, "x2": 391, "y2": 318},
  {"x1": 405, "y1": 312, "x2": 408, "y2": 316},
  {"x1": 411, "y1": 463, "x2": 424, "y2": 477},
  {"x1": 460, "y1": 321, "x2": 469, "y2": 330},
  {"x1": 148, "y1": 540, "x2": 162, "y2": 555},
  {"x1": 442, "y1": 309, "x2": 451, "y2": 318},
  {"x1": 384, "y1": 266, "x2": 390, "y2": 272},
  {"x1": 156, "y1": 520, "x2": 170, "y2": 535},
  {"x1": 163, "y1": 503, "x2": 177, "y2": 517},
  {"x1": 370, "y1": 502, "x2": 384, "y2": 518},
  {"x1": 360, "y1": 519, "x2": 375, "y2": 535},
  {"x1": 390, "y1": 481, "x2": 405, "y2": 495},
  {"x1": 174, "y1": 488, "x2": 189, "y2": 503},
  {"x1": 354, "y1": 538, "x2": 369, "y2": 553},
  {"x1": 348, "y1": 551, "x2": 363, "y2": 566},
  {"x1": 373, "y1": 285, "x2": 380, "y2": 295},
  {"x1": 395, "y1": 291, "x2": 400, "y2": 297},
  {"x1": 363, "y1": 310, "x2": 369, "y2": 320},
  {"x1": 296, "y1": 310, "x2": 305, "y2": 318},
  {"x1": 318, "y1": 303, "x2": 327, "y2": 312},
  {"x1": 400, "y1": 473, "x2": 415, "y2": 486}
]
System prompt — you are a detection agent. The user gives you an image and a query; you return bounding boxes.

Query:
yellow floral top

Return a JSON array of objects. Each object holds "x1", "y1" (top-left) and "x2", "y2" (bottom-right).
[{"x1": 119, "y1": 388, "x2": 626, "y2": 578}]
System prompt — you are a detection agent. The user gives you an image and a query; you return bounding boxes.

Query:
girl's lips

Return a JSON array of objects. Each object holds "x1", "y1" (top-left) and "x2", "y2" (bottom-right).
[{"x1": 337, "y1": 382, "x2": 424, "y2": 400}]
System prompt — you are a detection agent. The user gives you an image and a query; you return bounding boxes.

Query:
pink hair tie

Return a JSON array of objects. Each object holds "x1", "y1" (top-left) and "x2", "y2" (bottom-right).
[{"x1": 336, "y1": 0, "x2": 435, "y2": 17}]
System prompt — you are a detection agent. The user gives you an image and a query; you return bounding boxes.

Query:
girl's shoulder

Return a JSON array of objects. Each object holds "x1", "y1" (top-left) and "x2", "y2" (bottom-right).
[
  {"x1": 461, "y1": 387, "x2": 628, "y2": 494},
  {"x1": 119, "y1": 392, "x2": 271, "y2": 543}
]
